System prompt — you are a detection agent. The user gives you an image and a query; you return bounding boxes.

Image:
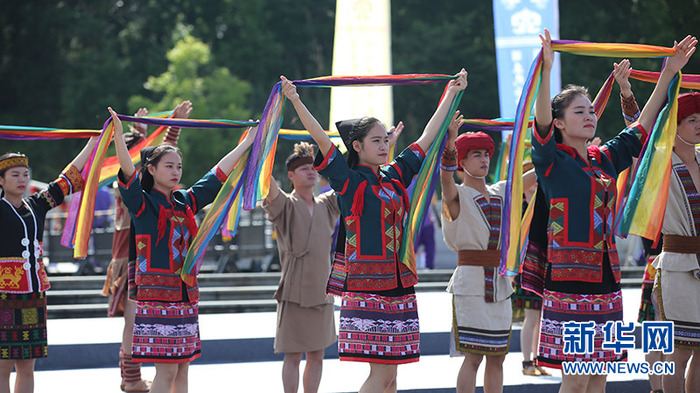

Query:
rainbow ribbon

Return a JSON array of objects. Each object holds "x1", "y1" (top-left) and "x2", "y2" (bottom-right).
[
  {"x1": 499, "y1": 39, "x2": 678, "y2": 277},
  {"x1": 65, "y1": 114, "x2": 255, "y2": 259},
  {"x1": 613, "y1": 69, "x2": 700, "y2": 223},
  {"x1": 181, "y1": 74, "x2": 458, "y2": 281},
  {"x1": 0, "y1": 126, "x2": 100, "y2": 140},
  {"x1": 400, "y1": 89, "x2": 464, "y2": 275},
  {"x1": 182, "y1": 131, "x2": 250, "y2": 286},
  {"x1": 616, "y1": 72, "x2": 682, "y2": 240}
]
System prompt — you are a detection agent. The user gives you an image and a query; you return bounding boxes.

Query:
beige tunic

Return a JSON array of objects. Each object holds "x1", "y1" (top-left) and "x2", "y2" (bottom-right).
[
  {"x1": 263, "y1": 189, "x2": 340, "y2": 353},
  {"x1": 652, "y1": 151, "x2": 700, "y2": 349},
  {"x1": 442, "y1": 181, "x2": 513, "y2": 356},
  {"x1": 442, "y1": 182, "x2": 513, "y2": 301}
]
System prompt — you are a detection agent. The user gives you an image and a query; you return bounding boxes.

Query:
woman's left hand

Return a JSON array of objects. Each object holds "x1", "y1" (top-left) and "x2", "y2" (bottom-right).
[
  {"x1": 665, "y1": 35, "x2": 697, "y2": 74},
  {"x1": 447, "y1": 69, "x2": 468, "y2": 94}
]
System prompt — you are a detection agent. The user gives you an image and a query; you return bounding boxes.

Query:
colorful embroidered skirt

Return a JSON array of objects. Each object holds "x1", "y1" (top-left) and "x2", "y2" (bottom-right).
[
  {"x1": 338, "y1": 292, "x2": 420, "y2": 364},
  {"x1": 656, "y1": 270, "x2": 700, "y2": 350},
  {"x1": 537, "y1": 289, "x2": 626, "y2": 369},
  {"x1": 451, "y1": 294, "x2": 511, "y2": 356},
  {"x1": 0, "y1": 292, "x2": 47, "y2": 359},
  {"x1": 274, "y1": 300, "x2": 336, "y2": 353},
  {"x1": 132, "y1": 300, "x2": 201, "y2": 363}
]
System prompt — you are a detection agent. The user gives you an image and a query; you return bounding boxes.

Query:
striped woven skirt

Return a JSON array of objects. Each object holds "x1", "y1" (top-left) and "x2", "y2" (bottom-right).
[
  {"x1": 656, "y1": 269, "x2": 700, "y2": 350},
  {"x1": 0, "y1": 292, "x2": 47, "y2": 359},
  {"x1": 452, "y1": 294, "x2": 511, "y2": 356},
  {"x1": 338, "y1": 292, "x2": 420, "y2": 364},
  {"x1": 537, "y1": 289, "x2": 626, "y2": 369},
  {"x1": 132, "y1": 300, "x2": 201, "y2": 363}
]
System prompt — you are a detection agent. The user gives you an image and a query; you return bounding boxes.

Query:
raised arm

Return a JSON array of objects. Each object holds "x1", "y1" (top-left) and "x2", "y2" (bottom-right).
[
  {"x1": 522, "y1": 168, "x2": 537, "y2": 191},
  {"x1": 440, "y1": 110, "x2": 462, "y2": 220},
  {"x1": 534, "y1": 29, "x2": 554, "y2": 137},
  {"x1": 215, "y1": 125, "x2": 258, "y2": 176},
  {"x1": 68, "y1": 136, "x2": 99, "y2": 172},
  {"x1": 164, "y1": 100, "x2": 193, "y2": 146},
  {"x1": 109, "y1": 107, "x2": 136, "y2": 179},
  {"x1": 267, "y1": 175, "x2": 281, "y2": 201},
  {"x1": 638, "y1": 36, "x2": 697, "y2": 132},
  {"x1": 613, "y1": 59, "x2": 639, "y2": 127},
  {"x1": 415, "y1": 69, "x2": 468, "y2": 152},
  {"x1": 280, "y1": 76, "x2": 333, "y2": 156}
]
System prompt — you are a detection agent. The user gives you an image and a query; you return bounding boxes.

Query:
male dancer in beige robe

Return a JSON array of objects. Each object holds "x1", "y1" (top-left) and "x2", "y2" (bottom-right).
[{"x1": 263, "y1": 142, "x2": 339, "y2": 393}]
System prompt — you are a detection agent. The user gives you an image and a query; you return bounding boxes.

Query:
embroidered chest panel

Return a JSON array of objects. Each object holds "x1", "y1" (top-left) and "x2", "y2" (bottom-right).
[
  {"x1": 547, "y1": 165, "x2": 621, "y2": 283},
  {"x1": 344, "y1": 179, "x2": 414, "y2": 291}
]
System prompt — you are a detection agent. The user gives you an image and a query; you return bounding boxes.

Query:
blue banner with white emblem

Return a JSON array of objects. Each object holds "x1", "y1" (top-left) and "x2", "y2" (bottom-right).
[{"x1": 493, "y1": 0, "x2": 561, "y2": 122}]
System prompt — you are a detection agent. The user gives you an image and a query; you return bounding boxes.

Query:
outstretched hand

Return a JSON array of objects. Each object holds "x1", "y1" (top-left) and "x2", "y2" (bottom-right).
[
  {"x1": 539, "y1": 29, "x2": 554, "y2": 71},
  {"x1": 448, "y1": 110, "x2": 463, "y2": 142},
  {"x1": 665, "y1": 35, "x2": 697, "y2": 74},
  {"x1": 173, "y1": 100, "x2": 193, "y2": 119},
  {"x1": 447, "y1": 69, "x2": 468, "y2": 94},
  {"x1": 108, "y1": 107, "x2": 123, "y2": 137},
  {"x1": 280, "y1": 76, "x2": 299, "y2": 101},
  {"x1": 613, "y1": 59, "x2": 633, "y2": 97},
  {"x1": 132, "y1": 107, "x2": 148, "y2": 136},
  {"x1": 388, "y1": 121, "x2": 404, "y2": 147},
  {"x1": 242, "y1": 121, "x2": 259, "y2": 146}
]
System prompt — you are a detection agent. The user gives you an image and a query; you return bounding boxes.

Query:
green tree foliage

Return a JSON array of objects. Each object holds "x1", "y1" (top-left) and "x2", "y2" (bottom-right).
[{"x1": 127, "y1": 32, "x2": 252, "y2": 185}]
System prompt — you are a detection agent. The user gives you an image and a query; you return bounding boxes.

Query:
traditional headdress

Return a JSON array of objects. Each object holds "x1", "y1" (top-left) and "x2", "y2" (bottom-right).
[
  {"x1": 0, "y1": 153, "x2": 29, "y2": 173},
  {"x1": 335, "y1": 118, "x2": 365, "y2": 152},
  {"x1": 454, "y1": 132, "x2": 495, "y2": 172},
  {"x1": 677, "y1": 92, "x2": 700, "y2": 122},
  {"x1": 285, "y1": 142, "x2": 315, "y2": 171}
]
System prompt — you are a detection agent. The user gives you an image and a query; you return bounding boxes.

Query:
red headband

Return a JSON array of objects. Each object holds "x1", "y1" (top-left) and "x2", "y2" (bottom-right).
[
  {"x1": 678, "y1": 92, "x2": 700, "y2": 122},
  {"x1": 454, "y1": 132, "x2": 495, "y2": 167}
]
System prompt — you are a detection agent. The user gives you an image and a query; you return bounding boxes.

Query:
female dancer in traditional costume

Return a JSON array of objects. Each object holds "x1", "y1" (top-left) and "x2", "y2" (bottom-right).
[
  {"x1": 263, "y1": 141, "x2": 340, "y2": 393},
  {"x1": 280, "y1": 69, "x2": 467, "y2": 393},
  {"x1": 440, "y1": 112, "x2": 535, "y2": 393},
  {"x1": 0, "y1": 136, "x2": 97, "y2": 393},
  {"x1": 110, "y1": 107, "x2": 256, "y2": 393},
  {"x1": 652, "y1": 91, "x2": 700, "y2": 393},
  {"x1": 102, "y1": 100, "x2": 191, "y2": 392},
  {"x1": 528, "y1": 30, "x2": 696, "y2": 392}
]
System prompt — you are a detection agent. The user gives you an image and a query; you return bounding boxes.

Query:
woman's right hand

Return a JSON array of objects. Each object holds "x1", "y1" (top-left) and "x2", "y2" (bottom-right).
[
  {"x1": 539, "y1": 29, "x2": 554, "y2": 71},
  {"x1": 280, "y1": 76, "x2": 299, "y2": 101},
  {"x1": 108, "y1": 107, "x2": 123, "y2": 137}
]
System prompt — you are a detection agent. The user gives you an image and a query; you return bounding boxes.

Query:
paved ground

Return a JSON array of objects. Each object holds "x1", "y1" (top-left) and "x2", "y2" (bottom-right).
[{"x1": 15, "y1": 289, "x2": 663, "y2": 392}]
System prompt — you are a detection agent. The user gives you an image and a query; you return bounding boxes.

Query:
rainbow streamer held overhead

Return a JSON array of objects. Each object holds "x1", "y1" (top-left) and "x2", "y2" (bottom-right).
[
  {"x1": 400, "y1": 89, "x2": 464, "y2": 275},
  {"x1": 241, "y1": 73, "x2": 457, "y2": 211},
  {"x1": 499, "y1": 51, "x2": 543, "y2": 277},
  {"x1": 499, "y1": 39, "x2": 678, "y2": 277},
  {"x1": 460, "y1": 117, "x2": 533, "y2": 132},
  {"x1": 71, "y1": 119, "x2": 116, "y2": 258},
  {"x1": 180, "y1": 74, "x2": 457, "y2": 280},
  {"x1": 616, "y1": 73, "x2": 682, "y2": 241},
  {"x1": 0, "y1": 126, "x2": 101, "y2": 140},
  {"x1": 182, "y1": 141, "x2": 250, "y2": 286},
  {"x1": 65, "y1": 114, "x2": 255, "y2": 259},
  {"x1": 629, "y1": 69, "x2": 700, "y2": 89}
]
